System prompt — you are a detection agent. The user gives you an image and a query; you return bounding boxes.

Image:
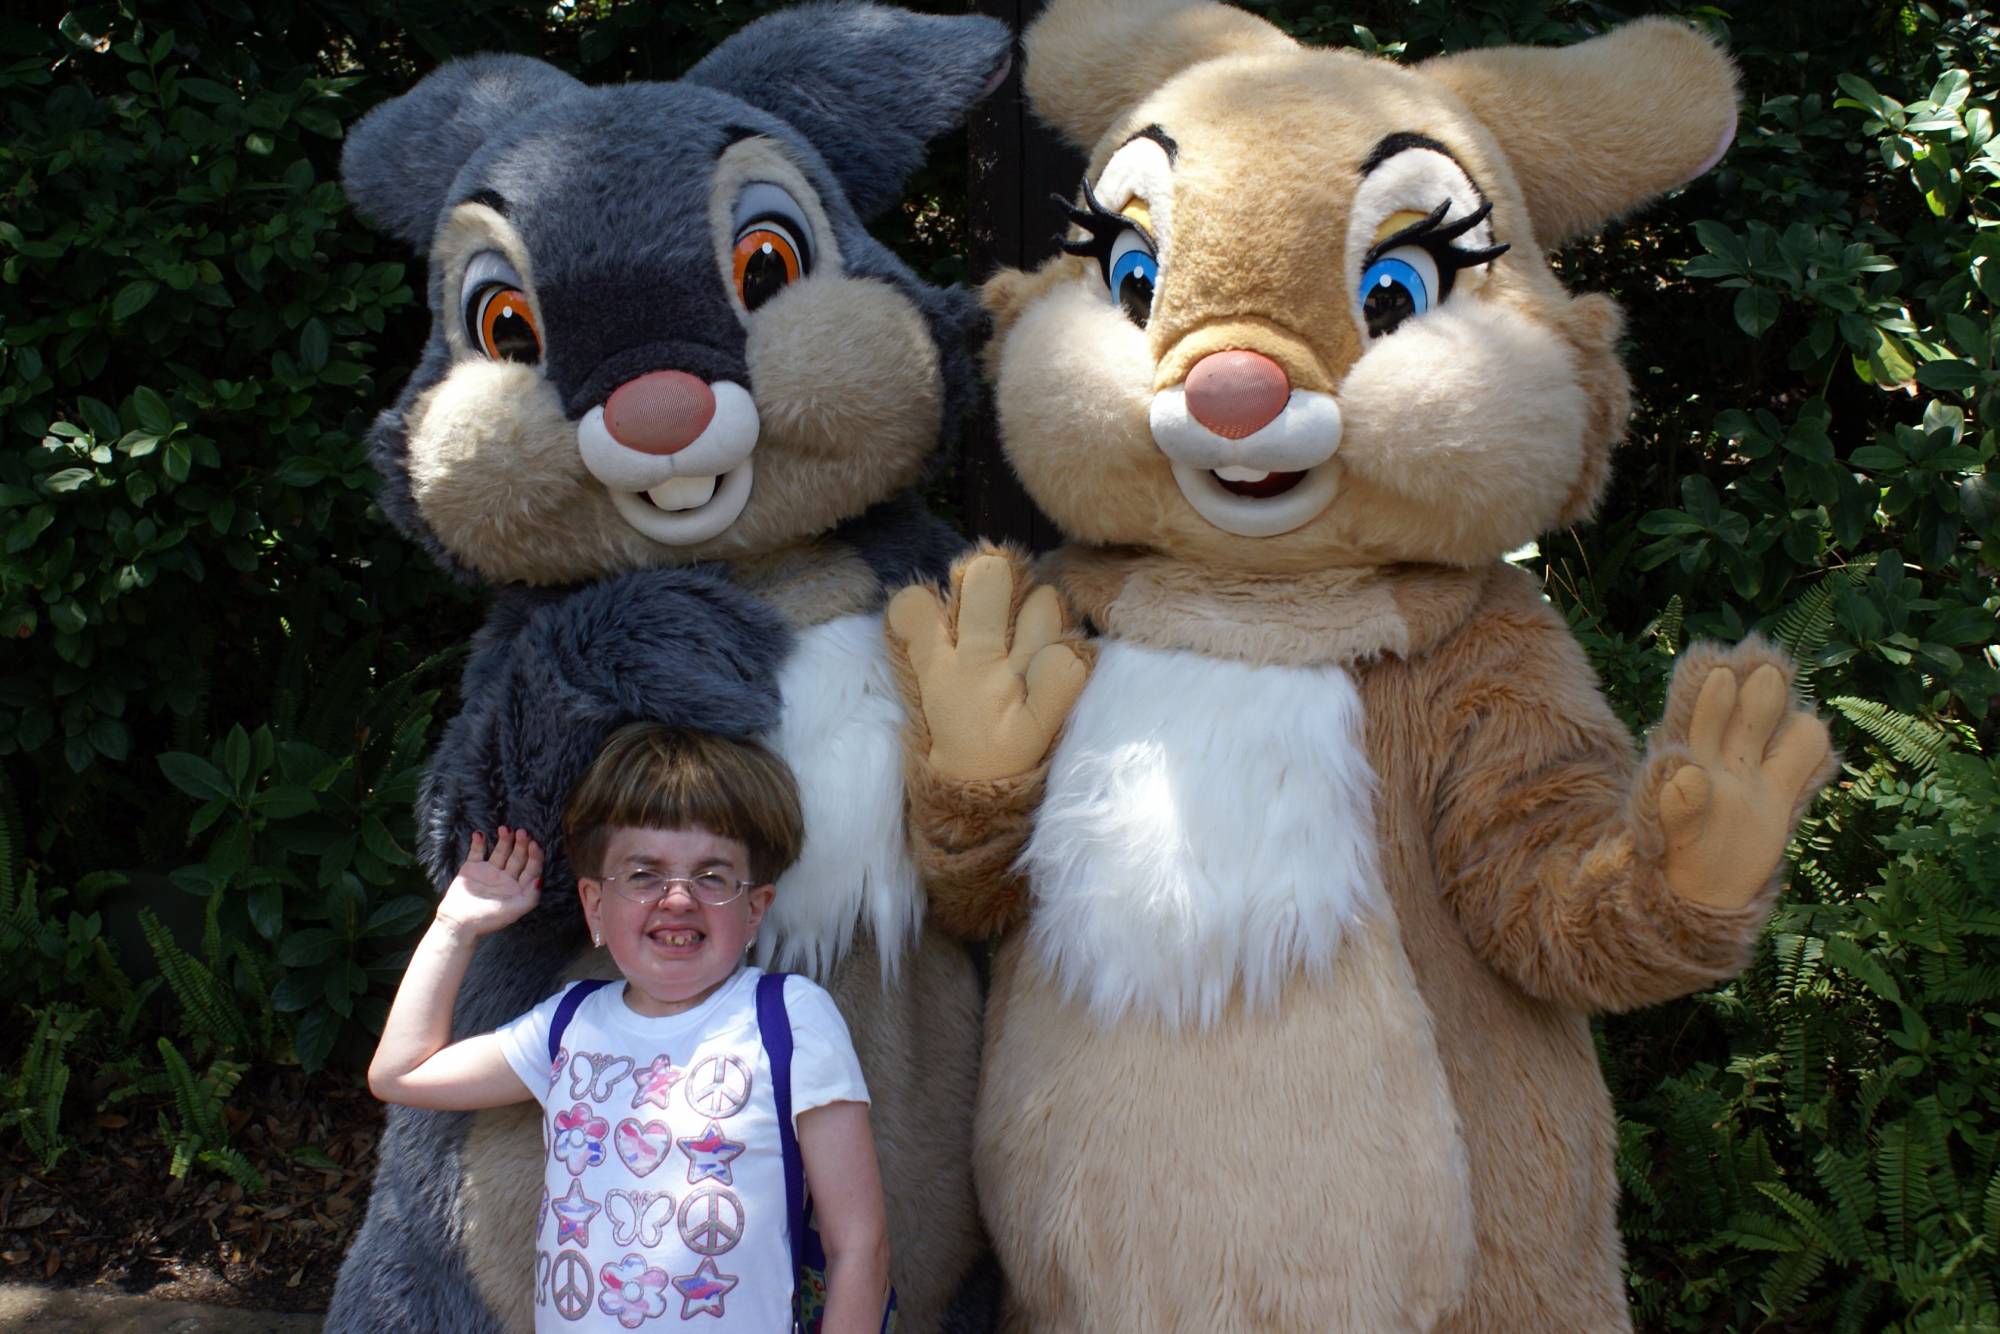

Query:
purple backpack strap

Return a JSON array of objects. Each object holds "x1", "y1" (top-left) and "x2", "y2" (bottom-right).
[
  {"x1": 755, "y1": 971, "x2": 806, "y2": 1284},
  {"x1": 548, "y1": 978, "x2": 613, "y2": 1065}
]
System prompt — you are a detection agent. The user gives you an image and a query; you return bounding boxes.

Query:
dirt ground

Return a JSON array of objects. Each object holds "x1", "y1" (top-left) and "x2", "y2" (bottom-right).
[{"x1": 0, "y1": 1067, "x2": 379, "y2": 1315}]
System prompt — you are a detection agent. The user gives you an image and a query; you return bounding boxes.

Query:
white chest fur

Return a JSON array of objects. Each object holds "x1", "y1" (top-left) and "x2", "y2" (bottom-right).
[
  {"x1": 1022, "y1": 640, "x2": 1388, "y2": 1028},
  {"x1": 756, "y1": 613, "x2": 921, "y2": 984}
]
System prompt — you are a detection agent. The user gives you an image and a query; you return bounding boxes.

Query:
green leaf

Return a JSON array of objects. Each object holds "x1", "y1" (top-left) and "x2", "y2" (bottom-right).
[
  {"x1": 1734, "y1": 288, "x2": 1781, "y2": 339},
  {"x1": 277, "y1": 927, "x2": 340, "y2": 968},
  {"x1": 292, "y1": 1007, "x2": 338, "y2": 1072},
  {"x1": 132, "y1": 386, "x2": 173, "y2": 434},
  {"x1": 158, "y1": 752, "x2": 233, "y2": 802},
  {"x1": 298, "y1": 319, "x2": 329, "y2": 372},
  {"x1": 247, "y1": 884, "x2": 284, "y2": 941},
  {"x1": 163, "y1": 438, "x2": 191, "y2": 483},
  {"x1": 253, "y1": 785, "x2": 318, "y2": 819},
  {"x1": 111, "y1": 280, "x2": 158, "y2": 321},
  {"x1": 364, "y1": 896, "x2": 432, "y2": 939},
  {"x1": 1914, "y1": 360, "x2": 1983, "y2": 392},
  {"x1": 42, "y1": 468, "x2": 93, "y2": 494}
]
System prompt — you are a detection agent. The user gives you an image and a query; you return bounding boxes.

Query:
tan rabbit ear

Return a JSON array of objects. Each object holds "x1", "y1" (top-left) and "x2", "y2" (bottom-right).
[
  {"x1": 1422, "y1": 18, "x2": 1739, "y2": 247},
  {"x1": 1023, "y1": 0, "x2": 1296, "y2": 152}
]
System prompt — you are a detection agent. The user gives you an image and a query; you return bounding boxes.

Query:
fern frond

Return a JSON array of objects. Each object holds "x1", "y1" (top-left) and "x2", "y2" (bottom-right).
[
  {"x1": 140, "y1": 909, "x2": 249, "y2": 1050},
  {"x1": 1829, "y1": 696, "x2": 1952, "y2": 773},
  {"x1": 1758, "y1": 1242, "x2": 1830, "y2": 1314},
  {"x1": 1773, "y1": 582, "x2": 1836, "y2": 696},
  {"x1": 0, "y1": 765, "x2": 20, "y2": 902},
  {"x1": 1648, "y1": 594, "x2": 1685, "y2": 655}
]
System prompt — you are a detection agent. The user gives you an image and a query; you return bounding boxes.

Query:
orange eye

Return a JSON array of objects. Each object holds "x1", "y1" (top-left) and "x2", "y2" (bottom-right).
[
  {"x1": 467, "y1": 284, "x2": 541, "y2": 363},
  {"x1": 732, "y1": 221, "x2": 807, "y2": 312}
]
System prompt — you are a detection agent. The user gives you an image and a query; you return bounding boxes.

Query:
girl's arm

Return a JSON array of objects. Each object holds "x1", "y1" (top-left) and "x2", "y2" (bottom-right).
[
  {"x1": 368, "y1": 827, "x2": 544, "y2": 1110},
  {"x1": 797, "y1": 1100, "x2": 890, "y2": 1334}
]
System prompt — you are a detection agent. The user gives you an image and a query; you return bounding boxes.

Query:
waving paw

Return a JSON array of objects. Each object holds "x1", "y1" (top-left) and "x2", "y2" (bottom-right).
[
  {"x1": 1659, "y1": 660, "x2": 1833, "y2": 909},
  {"x1": 887, "y1": 549, "x2": 1091, "y2": 782}
]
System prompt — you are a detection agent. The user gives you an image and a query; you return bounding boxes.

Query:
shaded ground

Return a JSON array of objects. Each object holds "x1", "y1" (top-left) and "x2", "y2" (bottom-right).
[
  {"x1": 0, "y1": 1068, "x2": 379, "y2": 1313},
  {"x1": 0, "y1": 1283, "x2": 323, "y2": 1330}
]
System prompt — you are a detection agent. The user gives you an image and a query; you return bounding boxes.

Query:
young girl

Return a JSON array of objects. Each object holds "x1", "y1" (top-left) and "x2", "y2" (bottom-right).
[{"x1": 368, "y1": 723, "x2": 889, "y2": 1332}]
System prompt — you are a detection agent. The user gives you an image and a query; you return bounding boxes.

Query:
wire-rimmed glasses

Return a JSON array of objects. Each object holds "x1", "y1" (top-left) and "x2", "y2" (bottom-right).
[{"x1": 596, "y1": 868, "x2": 756, "y2": 908}]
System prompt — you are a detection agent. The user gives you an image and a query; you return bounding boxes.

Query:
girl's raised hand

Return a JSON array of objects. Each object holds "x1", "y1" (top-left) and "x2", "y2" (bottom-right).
[{"x1": 436, "y1": 826, "x2": 544, "y2": 935}]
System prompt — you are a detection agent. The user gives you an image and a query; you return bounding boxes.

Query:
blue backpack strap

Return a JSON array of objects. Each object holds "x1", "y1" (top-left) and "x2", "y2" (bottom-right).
[
  {"x1": 548, "y1": 978, "x2": 612, "y2": 1066},
  {"x1": 755, "y1": 971, "x2": 806, "y2": 1286}
]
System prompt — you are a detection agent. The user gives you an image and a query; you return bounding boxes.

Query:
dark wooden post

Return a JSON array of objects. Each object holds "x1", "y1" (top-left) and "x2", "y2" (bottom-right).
[{"x1": 961, "y1": 0, "x2": 1082, "y2": 551}]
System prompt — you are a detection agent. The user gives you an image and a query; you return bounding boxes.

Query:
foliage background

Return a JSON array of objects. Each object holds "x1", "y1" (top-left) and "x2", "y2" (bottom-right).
[{"x1": 1, "y1": 0, "x2": 1994, "y2": 1326}]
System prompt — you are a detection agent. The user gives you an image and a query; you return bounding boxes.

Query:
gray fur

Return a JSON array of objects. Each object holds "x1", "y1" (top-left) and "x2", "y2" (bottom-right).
[
  {"x1": 329, "y1": 5, "x2": 1006, "y2": 1331},
  {"x1": 686, "y1": 3, "x2": 1010, "y2": 221},
  {"x1": 342, "y1": 55, "x2": 586, "y2": 249}
]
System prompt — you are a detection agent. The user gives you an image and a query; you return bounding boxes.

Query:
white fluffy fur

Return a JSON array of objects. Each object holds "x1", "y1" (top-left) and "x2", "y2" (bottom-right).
[
  {"x1": 755, "y1": 613, "x2": 923, "y2": 983},
  {"x1": 1022, "y1": 640, "x2": 1388, "y2": 1027}
]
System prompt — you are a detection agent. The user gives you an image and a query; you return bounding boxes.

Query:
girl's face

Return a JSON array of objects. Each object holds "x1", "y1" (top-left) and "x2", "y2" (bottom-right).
[{"x1": 577, "y1": 824, "x2": 775, "y2": 1017}]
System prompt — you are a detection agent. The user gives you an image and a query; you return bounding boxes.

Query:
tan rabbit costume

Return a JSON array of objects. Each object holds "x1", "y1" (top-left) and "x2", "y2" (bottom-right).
[{"x1": 887, "y1": 3, "x2": 1837, "y2": 1331}]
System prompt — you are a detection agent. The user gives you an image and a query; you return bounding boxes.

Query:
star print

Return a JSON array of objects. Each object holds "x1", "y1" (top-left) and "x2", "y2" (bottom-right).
[
  {"x1": 630, "y1": 1054, "x2": 683, "y2": 1109},
  {"x1": 677, "y1": 1119, "x2": 747, "y2": 1185},
  {"x1": 551, "y1": 1178, "x2": 602, "y2": 1246},
  {"x1": 672, "y1": 1257, "x2": 739, "y2": 1318}
]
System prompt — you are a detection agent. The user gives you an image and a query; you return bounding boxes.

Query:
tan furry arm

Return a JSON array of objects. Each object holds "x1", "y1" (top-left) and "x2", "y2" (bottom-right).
[
  {"x1": 1430, "y1": 582, "x2": 1834, "y2": 1013},
  {"x1": 886, "y1": 547, "x2": 1094, "y2": 940},
  {"x1": 900, "y1": 755, "x2": 1045, "y2": 940}
]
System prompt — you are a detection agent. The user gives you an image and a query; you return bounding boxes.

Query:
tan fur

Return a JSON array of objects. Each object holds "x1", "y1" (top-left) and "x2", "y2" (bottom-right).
[
  {"x1": 1422, "y1": 18, "x2": 1740, "y2": 246},
  {"x1": 986, "y1": 29, "x2": 1637, "y2": 575},
  {"x1": 1022, "y1": 0, "x2": 1292, "y2": 151},
  {"x1": 1045, "y1": 545, "x2": 1487, "y2": 669},
  {"x1": 902, "y1": 7, "x2": 1827, "y2": 1329},
  {"x1": 731, "y1": 539, "x2": 881, "y2": 630},
  {"x1": 978, "y1": 919, "x2": 1473, "y2": 1332},
  {"x1": 465, "y1": 929, "x2": 986, "y2": 1332},
  {"x1": 889, "y1": 547, "x2": 1084, "y2": 938}
]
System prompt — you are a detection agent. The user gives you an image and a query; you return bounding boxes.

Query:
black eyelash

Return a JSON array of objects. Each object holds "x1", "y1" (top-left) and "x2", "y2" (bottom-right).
[
  {"x1": 1363, "y1": 199, "x2": 1510, "y2": 298},
  {"x1": 1057, "y1": 178, "x2": 1152, "y2": 286}
]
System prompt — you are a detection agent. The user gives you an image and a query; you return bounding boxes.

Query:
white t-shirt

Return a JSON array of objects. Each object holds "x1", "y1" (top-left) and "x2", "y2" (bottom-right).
[{"x1": 495, "y1": 967, "x2": 868, "y2": 1332}]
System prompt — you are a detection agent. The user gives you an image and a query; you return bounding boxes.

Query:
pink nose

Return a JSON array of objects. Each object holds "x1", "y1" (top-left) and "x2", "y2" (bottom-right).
[
  {"x1": 1183, "y1": 350, "x2": 1290, "y2": 441},
  {"x1": 603, "y1": 371, "x2": 716, "y2": 455}
]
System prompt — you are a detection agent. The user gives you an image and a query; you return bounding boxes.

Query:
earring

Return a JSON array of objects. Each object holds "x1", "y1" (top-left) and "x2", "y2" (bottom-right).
[{"x1": 593, "y1": 933, "x2": 602, "y2": 947}]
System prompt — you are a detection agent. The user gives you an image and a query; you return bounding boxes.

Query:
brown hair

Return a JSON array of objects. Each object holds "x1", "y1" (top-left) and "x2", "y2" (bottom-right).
[{"x1": 562, "y1": 724, "x2": 805, "y2": 884}]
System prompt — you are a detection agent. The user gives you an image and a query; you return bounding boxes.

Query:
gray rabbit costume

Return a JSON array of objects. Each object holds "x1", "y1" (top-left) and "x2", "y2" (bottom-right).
[{"x1": 327, "y1": 7, "x2": 1010, "y2": 1329}]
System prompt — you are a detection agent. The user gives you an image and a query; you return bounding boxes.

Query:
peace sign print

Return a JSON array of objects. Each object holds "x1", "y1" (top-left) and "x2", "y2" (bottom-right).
[
  {"x1": 677, "y1": 1186, "x2": 745, "y2": 1257},
  {"x1": 550, "y1": 1248, "x2": 594, "y2": 1322},
  {"x1": 684, "y1": 1054, "x2": 752, "y2": 1118}
]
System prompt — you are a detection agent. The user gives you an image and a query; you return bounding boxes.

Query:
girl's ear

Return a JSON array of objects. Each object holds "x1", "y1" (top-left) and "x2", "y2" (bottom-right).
[
  {"x1": 1421, "y1": 18, "x2": 1739, "y2": 247},
  {"x1": 744, "y1": 884, "x2": 777, "y2": 934},
  {"x1": 340, "y1": 54, "x2": 584, "y2": 249},
  {"x1": 685, "y1": 4, "x2": 1012, "y2": 221},
  {"x1": 1023, "y1": 0, "x2": 1294, "y2": 152},
  {"x1": 577, "y1": 879, "x2": 604, "y2": 943}
]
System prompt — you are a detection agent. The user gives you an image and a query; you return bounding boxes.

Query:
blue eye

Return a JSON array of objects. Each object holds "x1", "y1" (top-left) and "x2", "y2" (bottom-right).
[
  {"x1": 1106, "y1": 233, "x2": 1158, "y2": 328},
  {"x1": 1358, "y1": 246, "x2": 1441, "y2": 339}
]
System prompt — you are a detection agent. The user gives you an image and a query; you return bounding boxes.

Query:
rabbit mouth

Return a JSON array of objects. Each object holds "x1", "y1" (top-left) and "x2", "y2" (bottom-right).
[
  {"x1": 609, "y1": 460, "x2": 756, "y2": 546},
  {"x1": 1210, "y1": 466, "x2": 1307, "y2": 499}
]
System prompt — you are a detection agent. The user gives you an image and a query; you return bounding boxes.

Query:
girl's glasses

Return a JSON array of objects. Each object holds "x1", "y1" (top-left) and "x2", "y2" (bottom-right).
[{"x1": 597, "y1": 869, "x2": 755, "y2": 908}]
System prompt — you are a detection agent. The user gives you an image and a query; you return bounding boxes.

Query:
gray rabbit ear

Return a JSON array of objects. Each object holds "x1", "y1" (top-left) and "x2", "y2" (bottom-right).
[
  {"x1": 685, "y1": 2, "x2": 1012, "y2": 220},
  {"x1": 342, "y1": 54, "x2": 586, "y2": 248}
]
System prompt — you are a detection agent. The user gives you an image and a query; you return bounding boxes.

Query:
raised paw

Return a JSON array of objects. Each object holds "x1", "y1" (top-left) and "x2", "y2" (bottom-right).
[
  {"x1": 886, "y1": 551, "x2": 1090, "y2": 782},
  {"x1": 1659, "y1": 663, "x2": 1833, "y2": 909}
]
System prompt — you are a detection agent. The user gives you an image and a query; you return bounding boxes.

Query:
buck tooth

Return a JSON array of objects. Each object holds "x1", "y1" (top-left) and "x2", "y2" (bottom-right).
[
  {"x1": 648, "y1": 475, "x2": 718, "y2": 511},
  {"x1": 1214, "y1": 466, "x2": 1271, "y2": 483}
]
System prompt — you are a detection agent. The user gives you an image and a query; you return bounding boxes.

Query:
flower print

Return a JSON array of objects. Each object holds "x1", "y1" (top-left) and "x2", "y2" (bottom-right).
[
  {"x1": 553, "y1": 1102, "x2": 609, "y2": 1176},
  {"x1": 599, "y1": 1252, "x2": 671, "y2": 1328}
]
